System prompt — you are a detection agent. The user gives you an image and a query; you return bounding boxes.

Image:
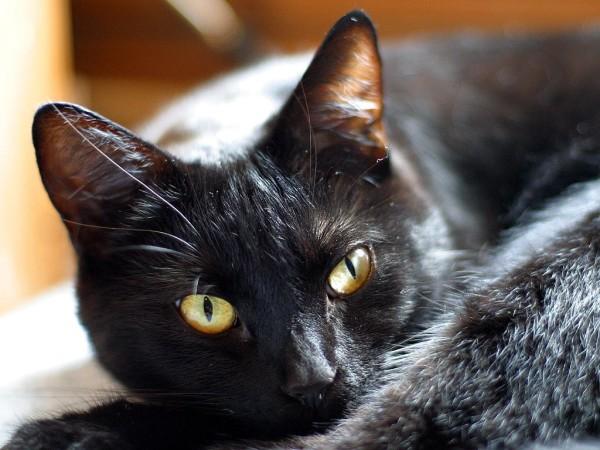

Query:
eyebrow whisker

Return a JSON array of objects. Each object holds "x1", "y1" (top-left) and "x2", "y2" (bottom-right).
[
  {"x1": 62, "y1": 218, "x2": 196, "y2": 251},
  {"x1": 105, "y1": 245, "x2": 188, "y2": 257}
]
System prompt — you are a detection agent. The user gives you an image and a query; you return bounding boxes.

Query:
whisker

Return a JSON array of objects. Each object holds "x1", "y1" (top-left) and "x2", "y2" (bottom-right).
[
  {"x1": 302, "y1": 83, "x2": 317, "y2": 198},
  {"x1": 62, "y1": 218, "x2": 196, "y2": 251},
  {"x1": 311, "y1": 420, "x2": 335, "y2": 431},
  {"x1": 52, "y1": 104, "x2": 200, "y2": 237},
  {"x1": 363, "y1": 192, "x2": 398, "y2": 213},
  {"x1": 347, "y1": 157, "x2": 388, "y2": 194},
  {"x1": 106, "y1": 245, "x2": 188, "y2": 257},
  {"x1": 295, "y1": 82, "x2": 317, "y2": 199},
  {"x1": 192, "y1": 275, "x2": 201, "y2": 295}
]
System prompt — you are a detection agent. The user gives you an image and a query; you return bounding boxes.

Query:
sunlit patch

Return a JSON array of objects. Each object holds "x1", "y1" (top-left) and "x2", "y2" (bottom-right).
[
  {"x1": 179, "y1": 294, "x2": 237, "y2": 335},
  {"x1": 327, "y1": 247, "x2": 372, "y2": 297}
]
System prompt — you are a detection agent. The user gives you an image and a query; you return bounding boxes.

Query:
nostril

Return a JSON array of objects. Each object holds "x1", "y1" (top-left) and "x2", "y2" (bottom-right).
[
  {"x1": 284, "y1": 385, "x2": 326, "y2": 408},
  {"x1": 282, "y1": 373, "x2": 336, "y2": 408}
]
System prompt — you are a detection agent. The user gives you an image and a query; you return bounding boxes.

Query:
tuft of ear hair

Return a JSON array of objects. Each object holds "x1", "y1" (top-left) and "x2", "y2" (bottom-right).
[
  {"x1": 33, "y1": 102, "x2": 175, "y2": 244},
  {"x1": 268, "y1": 10, "x2": 389, "y2": 183}
]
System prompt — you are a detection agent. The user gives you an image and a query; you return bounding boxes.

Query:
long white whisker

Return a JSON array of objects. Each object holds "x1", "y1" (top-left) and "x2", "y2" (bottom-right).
[
  {"x1": 62, "y1": 218, "x2": 196, "y2": 251},
  {"x1": 295, "y1": 82, "x2": 317, "y2": 198},
  {"x1": 347, "y1": 157, "x2": 387, "y2": 193},
  {"x1": 52, "y1": 104, "x2": 199, "y2": 236},
  {"x1": 106, "y1": 245, "x2": 188, "y2": 257}
]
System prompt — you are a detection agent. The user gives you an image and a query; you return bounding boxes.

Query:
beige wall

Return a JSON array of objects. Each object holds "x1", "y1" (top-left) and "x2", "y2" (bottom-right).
[{"x1": 0, "y1": 0, "x2": 75, "y2": 312}]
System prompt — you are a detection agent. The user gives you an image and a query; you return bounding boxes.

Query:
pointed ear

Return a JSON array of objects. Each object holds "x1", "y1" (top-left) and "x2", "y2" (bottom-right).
[
  {"x1": 268, "y1": 11, "x2": 389, "y2": 182},
  {"x1": 33, "y1": 103, "x2": 175, "y2": 233}
]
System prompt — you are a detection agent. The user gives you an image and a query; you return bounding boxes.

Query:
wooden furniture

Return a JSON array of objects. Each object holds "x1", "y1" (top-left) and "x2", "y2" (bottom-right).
[
  {"x1": 0, "y1": 0, "x2": 74, "y2": 313},
  {"x1": 2, "y1": 0, "x2": 600, "y2": 312}
]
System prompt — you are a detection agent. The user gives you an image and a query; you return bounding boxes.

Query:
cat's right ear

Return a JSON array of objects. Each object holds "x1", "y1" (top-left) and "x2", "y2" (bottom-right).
[
  {"x1": 33, "y1": 103, "x2": 175, "y2": 240},
  {"x1": 265, "y1": 11, "x2": 390, "y2": 184}
]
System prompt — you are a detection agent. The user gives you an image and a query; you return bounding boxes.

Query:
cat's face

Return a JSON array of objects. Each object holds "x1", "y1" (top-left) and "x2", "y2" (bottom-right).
[{"x1": 33, "y1": 12, "x2": 444, "y2": 434}]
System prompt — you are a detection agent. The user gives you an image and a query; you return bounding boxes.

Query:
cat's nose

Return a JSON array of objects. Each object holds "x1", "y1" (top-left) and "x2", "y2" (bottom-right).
[{"x1": 282, "y1": 366, "x2": 336, "y2": 409}]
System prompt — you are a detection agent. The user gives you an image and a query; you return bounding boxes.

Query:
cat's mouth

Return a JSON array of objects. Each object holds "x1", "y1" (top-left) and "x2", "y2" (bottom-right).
[
  {"x1": 284, "y1": 378, "x2": 347, "y2": 429},
  {"x1": 284, "y1": 370, "x2": 345, "y2": 423},
  {"x1": 269, "y1": 400, "x2": 342, "y2": 435}
]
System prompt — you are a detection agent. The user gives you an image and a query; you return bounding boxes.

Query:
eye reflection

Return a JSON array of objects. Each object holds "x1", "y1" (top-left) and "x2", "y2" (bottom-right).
[
  {"x1": 179, "y1": 294, "x2": 237, "y2": 335},
  {"x1": 327, "y1": 247, "x2": 372, "y2": 297}
]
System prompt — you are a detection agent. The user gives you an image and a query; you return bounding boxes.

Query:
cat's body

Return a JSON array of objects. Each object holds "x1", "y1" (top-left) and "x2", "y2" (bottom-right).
[
  {"x1": 5, "y1": 11, "x2": 600, "y2": 450},
  {"x1": 223, "y1": 178, "x2": 600, "y2": 449},
  {"x1": 227, "y1": 177, "x2": 600, "y2": 449},
  {"x1": 250, "y1": 27, "x2": 600, "y2": 449},
  {"x1": 145, "y1": 24, "x2": 600, "y2": 247}
]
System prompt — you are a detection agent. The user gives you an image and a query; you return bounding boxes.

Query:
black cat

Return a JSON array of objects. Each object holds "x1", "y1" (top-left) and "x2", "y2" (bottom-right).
[
  {"x1": 211, "y1": 12, "x2": 600, "y2": 450},
  {"x1": 217, "y1": 176, "x2": 600, "y2": 449},
  {"x1": 5, "y1": 10, "x2": 457, "y2": 450},
  {"x1": 6, "y1": 10, "x2": 600, "y2": 450}
]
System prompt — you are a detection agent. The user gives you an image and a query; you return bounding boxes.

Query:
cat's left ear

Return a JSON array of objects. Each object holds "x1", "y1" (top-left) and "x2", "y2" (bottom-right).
[
  {"x1": 32, "y1": 102, "x2": 178, "y2": 251},
  {"x1": 267, "y1": 11, "x2": 389, "y2": 182}
]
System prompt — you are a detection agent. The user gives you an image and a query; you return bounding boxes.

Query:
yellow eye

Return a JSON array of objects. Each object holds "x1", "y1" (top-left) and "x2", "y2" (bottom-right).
[
  {"x1": 179, "y1": 294, "x2": 237, "y2": 335},
  {"x1": 327, "y1": 247, "x2": 372, "y2": 297}
]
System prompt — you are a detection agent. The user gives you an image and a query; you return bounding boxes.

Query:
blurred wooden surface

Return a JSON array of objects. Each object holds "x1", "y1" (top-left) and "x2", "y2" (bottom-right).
[
  {"x1": 0, "y1": 0, "x2": 74, "y2": 313},
  {"x1": 72, "y1": 1, "x2": 600, "y2": 80},
  {"x1": 233, "y1": 1, "x2": 600, "y2": 48},
  {"x1": 2, "y1": 0, "x2": 600, "y2": 313},
  {"x1": 69, "y1": 0, "x2": 600, "y2": 127}
]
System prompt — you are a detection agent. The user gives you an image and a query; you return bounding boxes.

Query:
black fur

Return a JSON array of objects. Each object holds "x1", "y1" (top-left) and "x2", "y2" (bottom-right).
[
  {"x1": 6, "y1": 10, "x2": 600, "y2": 450},
  {"x1": 226, "y1": 189, "x2": 600, "y2": 449}
]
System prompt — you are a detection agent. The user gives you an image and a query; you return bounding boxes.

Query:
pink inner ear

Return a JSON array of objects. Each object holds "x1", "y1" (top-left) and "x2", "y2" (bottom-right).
[
  {"x1": 277, "y1": 11, "x2": 388, "y2": 166},
  {"x1": 33, "y1": 103, "x2": 170, "y2": 225}
]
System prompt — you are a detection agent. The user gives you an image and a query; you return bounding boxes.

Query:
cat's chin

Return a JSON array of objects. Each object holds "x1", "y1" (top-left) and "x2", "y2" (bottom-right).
[
  {"x1": 235, "y1": 394, "x2": 346, "y2": 436},
  {"x1": 285, "y1": 387, "x2": 348, "y2": 432}
]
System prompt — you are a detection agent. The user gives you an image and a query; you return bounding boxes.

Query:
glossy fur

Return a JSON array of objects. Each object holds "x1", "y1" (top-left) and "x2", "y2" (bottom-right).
[
  {"x1": 5, "y1": 11, "x2": 455, "y2": 450},
  {"x1": 220, "y1": 179, "x2": 600, "y2": 449},
  {"x1": 6, "y1": 10, "x2": 600, "y2": 450}
]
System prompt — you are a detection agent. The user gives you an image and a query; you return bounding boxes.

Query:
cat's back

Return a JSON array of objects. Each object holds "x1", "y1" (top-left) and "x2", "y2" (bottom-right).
[
  {"x1": 382, "y1": 25, "x2": 600, "y2": 162},
  {"x1": 381, "y1": 26, "x2": 600, "y2": 242},
  {"x1": 139, "y1": 26, "x2": 600, "y2": 244},
  {"x1": 138, "y1": 54, "x2": 310, "y2": 165},
  {"x1": 141, "y1": 26, "x2": 600, "y2": 162}
]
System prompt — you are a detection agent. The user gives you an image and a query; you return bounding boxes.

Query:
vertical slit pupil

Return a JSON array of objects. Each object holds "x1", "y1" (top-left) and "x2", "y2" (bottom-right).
[
  {"x1": 203, "y1": 296, "x2": 213, "y2": 322},
  {"x1": 344, "y1": 256, "x2": 357, "y2": 279}
]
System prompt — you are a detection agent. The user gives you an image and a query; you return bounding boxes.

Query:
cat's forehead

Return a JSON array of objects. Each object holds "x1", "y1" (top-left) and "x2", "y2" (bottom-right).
[
  {"x1": 179, "y1": 159, "x2": 377, "y2": 272},
  {"x1": 188, "y1": 159, "x2": 308, "y2": 236}
]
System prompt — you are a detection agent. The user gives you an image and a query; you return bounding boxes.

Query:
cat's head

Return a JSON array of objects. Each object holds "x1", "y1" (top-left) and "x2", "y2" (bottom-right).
[{"x1": 33, "y1": 11, "x2": 450, "y2": 435}]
